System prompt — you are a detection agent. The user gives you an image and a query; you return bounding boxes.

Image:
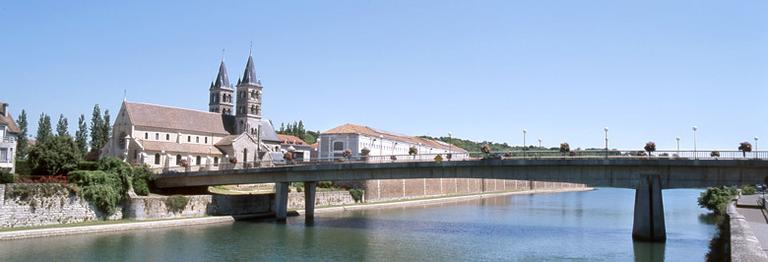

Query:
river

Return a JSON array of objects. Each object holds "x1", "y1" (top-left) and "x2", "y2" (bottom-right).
[{"x1": 0, "y1": 188, "x2": 718, "y2": 261}]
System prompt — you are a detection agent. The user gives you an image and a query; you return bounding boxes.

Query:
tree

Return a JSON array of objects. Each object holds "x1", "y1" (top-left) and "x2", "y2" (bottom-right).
[
  {"x1": 27, "y1": 135, "x2": 81, "y2": 176},
  {"x1": 90, "y1": 104, "x2": 104, "y2": 150},
  {"x1": 75, "y1": 114, "x2": 88, "y2": 156},
  {"x1": 102, "y1": 109, "x2": 111, "y2": 147},
  {"x1": 644, "y1": 142, "x2": 656, "y2": 156},
  {"x1": 56, "y1": 114, "x2": 69, "y2": 137},
  {"x1": 15, "y1": 110, "x2": 28, "y2": 160},
  {"x1": 739, "y1": 142, "x2": 753, "y2": 157},
  {"x1": 36, "y1": 113, "x2": 52, "y2": 143}
]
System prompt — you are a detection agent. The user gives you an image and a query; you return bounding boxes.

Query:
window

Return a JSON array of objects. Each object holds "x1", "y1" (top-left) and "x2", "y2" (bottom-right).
[
  {"x1": 133, "y1": 150, "x2": 138, "y2": 160},
  {"x1": 187, "y1": 136, "x2": 191, "y2": 142},
  {"x1": 333, "y1": 141, "x2": 344, "y2": 151},
  {"x1": 154, "y1": 153, "x2": 161, "y2": 165},
  {"x1": 155, "y1": 133, "x2": 159, "y2": 140},
  {"x1": 196, "y1": 156, "x2": 201, "y2": 166},
  {"x1": 213, "y1": 157, "x2": 219, "y2": 166},
  {"x1": 144, "y1": 133, "x2": 148, "y2": 139},
  {"x1": 196, "y1": 137, "x2": 199, "y2": 143},
  {"x1": 176, "y1": 155, "x2": 182, "y2": 165},
  {"x1": 166, "y1": 134, "x2": 170, "y2": 141},
  {"x1": 0, "y1": 148, "x2": 7, "y2": 163},
  {"x1": 205, "y1": 137, "x2": 208, "y2": 144}
]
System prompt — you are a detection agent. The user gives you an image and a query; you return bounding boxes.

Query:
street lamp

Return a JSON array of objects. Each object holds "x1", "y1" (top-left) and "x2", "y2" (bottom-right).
[
  {"x1": 523, "y1": 129, "x2": 527, "y2": 158},
  {"x1": 692, "y1": 126, "x2": 698, "y2": 159},
  {"x1": 379, "y1": 135, "x2": 384, "y2": 163},
  {"x1": 538, "y1": 138, "x2": 542, "y2": 148},
  {"x1": 755, "y1": 136, "x2": 760, "y2": 159},
  {"x1": 675, "y1": 137, "x2": 680, "y2": 156},
  {"x1": 604, "y1": 127, "x2": 609, "y2": 158},
  {"x1": 448, "y1": 132, "x2": 452, "y2": 161}
]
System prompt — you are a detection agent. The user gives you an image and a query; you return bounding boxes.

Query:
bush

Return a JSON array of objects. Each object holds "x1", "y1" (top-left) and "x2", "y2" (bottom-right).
[
  {"x1": 14, "y1": 160, "x2": 31, "y2": 177},
  {"x1": 710, "y1": 151, "x2": 720, "y2": 158},
  {"x1": 349, "y1": 188, "x2": 364, "y2": 203},
  {"x1": 409, "y1": 146, "x2": 418, "y2": 156},
  {"x1": 318, "y1": 181, "x2": 334, "y2": 188},
  {"x1": 741, "y1": 185, "x2": 757, "y2": 195},
  {"x1": 165, "y1": 195, "x2": 189, "y2": 213},
  {"x1": 560, "y1": 143, "x2": 570, "y2": 153},
  {"x1": 68, "y1": 170, "x2": 125, "y2": 215},
  {"x1": 77, "y1": 161, "x2": 99, "y2": 171},
  {"x1": 0, "y1": 170, "x2": 15, "y2": 184},
  {"x1": 132, "y1": 165, "x2": 152, "y2": 196},
  {"x1": 698, "y1": 186, "x2": 737, "y2": 215},
  {"x1": 27, "y1": 136, "x2": 81, "y2": 176},
  {"x1": 644, "y1": 142, "x2": 656, "y2": 155}
]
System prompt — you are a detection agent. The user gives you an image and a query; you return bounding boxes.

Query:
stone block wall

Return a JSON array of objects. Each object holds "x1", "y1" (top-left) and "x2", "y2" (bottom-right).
[
  {"x1": 0, "y1": 184, "x2": 122, "y2": 228},
  {"x1": 124, "y1": 194, "x2": 212, "y2": 220},
  {"x1": 210, "y1": 194, "x2": 272, "y2": 215},
  {"x1": 363, "y1": 179, "x2": 586, "y2": 203},
  {"x1": 287, "y1": 191, "x2": 356, "y2": 210}
]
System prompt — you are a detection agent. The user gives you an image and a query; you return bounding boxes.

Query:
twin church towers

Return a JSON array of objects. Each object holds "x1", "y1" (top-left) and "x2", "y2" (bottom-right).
[{"x1": 208, "y1": 51, "x2": 264, "y2": 135}]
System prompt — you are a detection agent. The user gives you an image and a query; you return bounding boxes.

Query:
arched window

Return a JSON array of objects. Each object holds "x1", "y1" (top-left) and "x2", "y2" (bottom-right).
[
  {"x1": 176, "y1": 155, "x2": 182, "y2": 165},
  {"x1": 166, "y1": 134, "x2": 170, "y2": 141},
  {"x1": 195, "y1": 156, "x2": 201, "y2": 166},
  {"x1": 118, "y1": 132, "x2": 127, "y2": 149},
  {"x1": 250, "y1": 105, "x2": 256, "y2": 114},
  {"x1": 205, "y1": 137, "x2": 208, "y2": 144},
  {"x1": 213, "y1": 157, "x2": 219, "y2": 166},
  {"x1": 210, "y1": 93, "x2": 214, "y2": 104},
  {"x1": 154, "y1": 153, "x2": 161, "y2": 165},
  {"x1": 196, "y1": 137, "x2": 199, "y2": 143},
  {"x1": 144, "y1": 133, "x2": 148, "y2": 140},
  {"x1": 155, "y1": 133, "x2": 159, "y2": 140},
  {"x1": 243, "y1": 149, "x2": 248, "y2": 164},
  {"x1": 187, "y1": 136, "x2": 191, "y2": 142}
]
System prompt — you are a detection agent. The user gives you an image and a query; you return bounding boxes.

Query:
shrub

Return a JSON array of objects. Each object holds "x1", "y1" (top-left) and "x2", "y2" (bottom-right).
[
  {"x1": 481, "y1": 144, "x2": 491, "y2": 154},
  {"x1": 0, "y1": 170, "x2": 16, "y2": 184},
  {"x1": 68, "y1": 170, "x2": 125, "y2": 215},
  {"x1": 409, "y1": 146, "x2": 418, "y2": 156},
  {"x1": 349, "y1": 188, "x2": 364, "y2": 203},
  {"x1": 560, "y1": 143, "x2": 570, "y2": 153},
  {"x1": 27, "y1": 136, "x2": 81, "y2": 176},
  {"x1": 739, "y1": 142, "x2": 753, "y2": 157},
  {"x1": 318, "y1": 181, "x2": 334, "y2": 188},
  {"x1": 342, "y1": 149, "x2": 352, "y2": 159},
  {"x1": 165, "y1": 195, "x2": 189, "y2": 213},
  {"x1": 132, "y1": 165, "x2": 152, "y2": 196},
  {"x1": 434, "y1": 154, "x2": 443, "y2": 163},
  {"x1": 711, "y1": 151, "x2": 720, "y2": 158},
  {"x1": 14, "y1": 160, "x2": 32, "y2": 177},
  {"x1": 698, "y1": 186, "x2": 737, "y2": 215},
  {"x1": 741, "y1": 185, "x2": 757, "y2": 195},
  {"x1": 77, "y1": 161, "x2": 99, "y2": 171}
]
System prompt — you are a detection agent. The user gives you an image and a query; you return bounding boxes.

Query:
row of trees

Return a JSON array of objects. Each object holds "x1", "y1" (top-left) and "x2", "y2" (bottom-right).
[{"x1": 277, "y1": 120, "x2": 319, "y2": 144}]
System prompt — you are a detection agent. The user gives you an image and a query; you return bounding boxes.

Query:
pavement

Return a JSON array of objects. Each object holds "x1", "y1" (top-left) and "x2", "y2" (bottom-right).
[{"x1": 735, "y1": 194, "x2": 768, "y2": 254}]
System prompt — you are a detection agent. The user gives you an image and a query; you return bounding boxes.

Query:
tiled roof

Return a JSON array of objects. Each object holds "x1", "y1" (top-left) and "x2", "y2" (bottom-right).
[
  {"x1": 139, "y1": 140, "x2": 223, "y2": 155},
  {"x1": 124, "y1": 101, "x2": 231, "y2": 135},
  {"x1": 0, "y1": 108, "x2": 20, "y2": 134},
  {"x1": 277, "y1": 134, "x2": 307, "y2": 145},
  {"x1": 322, "y1": 123, "x2": 468, "y2": 153}
]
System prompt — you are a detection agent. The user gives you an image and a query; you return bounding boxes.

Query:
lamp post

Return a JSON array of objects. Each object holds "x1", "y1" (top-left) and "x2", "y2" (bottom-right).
[
  {"x1": 603, "y1": 127, "x2": 609, "y2": 158},
  {"x1": 692, "y1": 126, "x2": 698, "y2": 159},
  {"x1": 755, "y1": 136, "x2": 760, "y2": 159},
  {"x1": 523, "y1": 129, "x2": 527, "y2": 158},
  {"x1": 537, "y1": 138, "x2": 542, "y2": 159},
  {"x1": 448, "y1": 132, "x2": 452, "y2": 161},
  {"x1": 676, "y1": 137, "x2": 680, "y2": 156},
  {"x1": 379, "y1": 135, "x2": 384, "y2": 163}
]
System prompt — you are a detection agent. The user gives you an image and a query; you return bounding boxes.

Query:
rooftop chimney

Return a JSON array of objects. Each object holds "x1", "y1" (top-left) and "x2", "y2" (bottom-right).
[{"x1": 0, "y1": 103, "x2": 7, "y2": 117}]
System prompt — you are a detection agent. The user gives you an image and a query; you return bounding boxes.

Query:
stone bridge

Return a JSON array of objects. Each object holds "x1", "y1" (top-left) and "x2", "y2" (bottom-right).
[{"x1": 153, "y1": 159, "x2": 768, "y2": 242}]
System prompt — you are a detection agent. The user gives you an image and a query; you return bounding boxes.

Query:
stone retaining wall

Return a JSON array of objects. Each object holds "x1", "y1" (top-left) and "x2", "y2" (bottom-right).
[
  {"x1": 288, "y1": 191, "x2": 356, "y2": 210},
  {"x1": 0, "y1": 184, "x2": 122, "y2": 228},
  {"x1": 363, "y1": 179, "x2": 586, "y2": 203},
  {"x1": 727, "y1": 203, "x2": 768, "y2": 261},
  {"x1": 124, "y1": 194, "x2": 212, "y2": 220}
]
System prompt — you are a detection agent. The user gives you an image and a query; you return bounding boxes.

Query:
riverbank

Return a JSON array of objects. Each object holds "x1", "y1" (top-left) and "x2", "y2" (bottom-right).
[
  {"x1": 730, "y1": 195, "x2": 768, "y2": 260},
  {"x1": 297, "y1": 187, "x2": 594, "y2": 215}
]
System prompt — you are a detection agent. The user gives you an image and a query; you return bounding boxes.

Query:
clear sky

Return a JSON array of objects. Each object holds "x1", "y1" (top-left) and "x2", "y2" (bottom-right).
[{"x1": 1, "y1": 1, "x2": 766, "y2": 150}]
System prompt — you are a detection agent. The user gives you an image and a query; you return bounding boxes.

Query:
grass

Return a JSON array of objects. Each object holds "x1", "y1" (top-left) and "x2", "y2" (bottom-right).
[{"x1": 0, "y1": 216, "x2": 211, "y2": 233}]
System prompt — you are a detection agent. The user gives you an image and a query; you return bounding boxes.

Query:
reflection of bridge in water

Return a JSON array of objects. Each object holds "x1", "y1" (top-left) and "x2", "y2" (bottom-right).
[{"x1": 153, "y1": 150, "x2": 768, "y2": 242}]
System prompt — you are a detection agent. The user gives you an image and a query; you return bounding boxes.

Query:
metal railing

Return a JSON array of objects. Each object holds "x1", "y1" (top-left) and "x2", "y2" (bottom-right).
[{"x1": 156, "y1": 149, "x2": 768, "y2": 174}]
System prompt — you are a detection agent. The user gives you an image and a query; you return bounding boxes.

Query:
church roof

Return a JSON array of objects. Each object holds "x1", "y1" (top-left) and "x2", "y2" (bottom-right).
[
  {"x1": 139, "y1": 140, "x2": 223, "y2": 155},
  {"x1": 212, "y1": 61, "x2": 232, "y2": 90},
  {"x1": 123, "y1": 102, "x2": 231, "y2": 135},
  {"x1": 241, "y1": 54, "x2": 258, "y2": 85},
  {"x1": 322, "y1": 123, "x2": 468, "y2": 153}
]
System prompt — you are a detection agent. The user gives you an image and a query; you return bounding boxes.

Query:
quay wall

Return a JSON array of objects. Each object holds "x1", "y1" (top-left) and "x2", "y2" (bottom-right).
[
  {"x1": 0, "y1": 184, "x2": 122, "y2": 228},
  {"x1": 362, "y1": 179, "x2": 586, "y2": 203}
]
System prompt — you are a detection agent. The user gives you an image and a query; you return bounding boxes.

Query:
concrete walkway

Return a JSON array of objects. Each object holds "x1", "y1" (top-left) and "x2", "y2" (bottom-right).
[{"x1": 735, "y1": 194, "x2": 768, "y2": 256}]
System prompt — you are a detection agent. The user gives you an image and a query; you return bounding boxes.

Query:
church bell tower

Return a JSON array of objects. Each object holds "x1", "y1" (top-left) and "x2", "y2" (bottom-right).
[
  {"x1": 209, "y1": 59, "x2": 234, "y2": 115},
  {"x1": 235, "y1": 51, "x2": 263, "y2": 135}
]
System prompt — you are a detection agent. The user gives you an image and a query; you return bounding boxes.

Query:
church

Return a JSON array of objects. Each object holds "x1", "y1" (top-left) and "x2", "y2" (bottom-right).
[{"x1": 101, "y1": 52, "x2": 285, "y2": 172}]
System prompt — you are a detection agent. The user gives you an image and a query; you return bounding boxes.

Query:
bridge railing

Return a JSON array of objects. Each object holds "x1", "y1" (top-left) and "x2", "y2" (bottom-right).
[{"x1": 158, "y1": 150, "x2": 768, "y2": 174}]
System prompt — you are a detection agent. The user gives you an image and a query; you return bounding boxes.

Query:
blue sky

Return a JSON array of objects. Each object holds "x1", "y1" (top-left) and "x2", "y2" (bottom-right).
[{"x1": 1, "y1": 1, "x2": 766, "y2": 150}]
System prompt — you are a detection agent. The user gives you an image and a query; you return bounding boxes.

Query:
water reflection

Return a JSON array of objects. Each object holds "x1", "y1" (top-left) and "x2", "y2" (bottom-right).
[{"x1": 632, "y1": 241, "x2": 666, "y2": 262}]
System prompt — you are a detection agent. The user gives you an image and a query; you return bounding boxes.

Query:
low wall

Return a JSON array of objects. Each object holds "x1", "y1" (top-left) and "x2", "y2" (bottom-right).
[
  {"x1": 210, "y1": 194, "x2": 272, "y2": 215},
  {"x1": 727, "y1": 203, "x2": 768, "y2": 261},
  {"x1": 288, "y1": 191, "x2": 356, "y2": 210},
  {"x1": 0, "y1": 184, "x2": 122, "y2": 228},
  {"x1": 124, "y1": 194, "x2": 212, "y2": 220},
  {"x1": 363, "y1": 179, "x2": 586, "y2": 203}
]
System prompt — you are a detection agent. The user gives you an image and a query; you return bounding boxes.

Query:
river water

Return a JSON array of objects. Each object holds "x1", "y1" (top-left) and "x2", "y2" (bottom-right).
[{"x1": 0, "y1": 188, "x2": 718, "y2": 261}]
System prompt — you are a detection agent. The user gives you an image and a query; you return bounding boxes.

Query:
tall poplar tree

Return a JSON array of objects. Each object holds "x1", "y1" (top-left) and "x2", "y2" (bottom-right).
[
  {"x1": 101, "y1": 109, "x2": 111, "y2": 147},
  {"x1": 56, "y1": 114, "x2": 69, "y2": 137},
  {"x1": 15, "y1": 110, "x2": 28, "y2": 160},
  {"x1": 36, "y1": 113, "x2": 52, "y2": 143},
  {"x1": 75, "y1": 114, "x2": 88, "y2": 155},
  {"x1": 90, "y1": 104, "x2": 104, "y2": 151}
]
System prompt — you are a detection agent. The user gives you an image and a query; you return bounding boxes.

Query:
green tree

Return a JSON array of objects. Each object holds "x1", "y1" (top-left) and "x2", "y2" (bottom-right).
[
  {"x1": 56, "y1": 114, "x2": 69, "y2": 137},
  {"x1": 75, "y1": 114, "x2": 88, "y2": 156},
  {"x1": 90, "y1": 105, "x2": 104, "y2": 151},
  {"x1": 101, "y1": 109, "x2": 111, "y2": 147},
  {"x1": 15, "y1": 110, "x2": 28, "y2": 160},
  {"x1": 36, "y1": 113, "x2": 52, "y2": 143},
  {"x1": 27, "y1": 135, "x2": 81, "y2": 176}
]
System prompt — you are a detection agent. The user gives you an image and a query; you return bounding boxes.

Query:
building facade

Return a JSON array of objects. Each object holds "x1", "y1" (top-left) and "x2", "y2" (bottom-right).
[
  {"x1": 102, "y1": 53, "x2": 283, "y2": 171},
  {"x1": 318, "y1": 123, "x2": 469, "y2": 162},
  {"x1": 277, "y1": 134, "x2": 312, "y2": 163},
  {"x1": 0, "y1": 102, "x2": 19, "y2": 173}
]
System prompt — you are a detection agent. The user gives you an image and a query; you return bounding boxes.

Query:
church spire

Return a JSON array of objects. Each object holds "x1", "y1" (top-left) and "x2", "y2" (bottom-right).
[
  {"x1": 241, "y1": 54, "x2": 257, "y2": 85},
  {"x1": 213, "y1": 60, "x2": 231, "y2": 89}
]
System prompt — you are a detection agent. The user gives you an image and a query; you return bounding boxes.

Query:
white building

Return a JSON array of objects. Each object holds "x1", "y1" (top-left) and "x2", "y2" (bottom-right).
[
  {"x1": 101, "y1": 53, "x2": 284, "y2": 171},
  {"x1": 318, "y1": 123, "x2": 468, "y2": 162},
  {"x1": 0, "y1": 102, "x2": 19, "y2": 173}
]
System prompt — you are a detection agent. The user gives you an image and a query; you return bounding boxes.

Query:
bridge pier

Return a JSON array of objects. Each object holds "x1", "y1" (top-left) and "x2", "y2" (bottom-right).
[
  {"x1": 304, "y1": 181, "x2": 317, "y2": 219},
  {"x1": 632, "y1": 175, "x2": 666, "y2": 242},
  {"x1": 274, "y1": 182, "x2": 290, "y2": 221}
]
